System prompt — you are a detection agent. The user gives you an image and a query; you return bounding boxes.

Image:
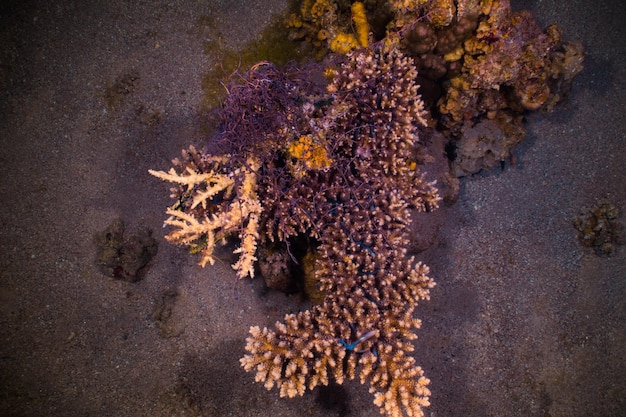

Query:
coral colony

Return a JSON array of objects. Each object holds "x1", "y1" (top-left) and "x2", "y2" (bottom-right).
[
  {"x1": 150, "y1": 1, "x2": 582, "y2": 416},
  {"x1": 287, "y1": 0, "x2": 583, "y2": 176}
]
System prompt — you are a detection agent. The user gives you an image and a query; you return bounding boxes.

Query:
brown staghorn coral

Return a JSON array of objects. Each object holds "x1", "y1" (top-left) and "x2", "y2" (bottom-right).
[
  {"x1": 152, "y1": 40, "x2": 440, "y2": 416},
  {"x1": 148, "y1": 1, "x2": 587, "y2": 413},
  {"x1": 151, "y1": 38, "x2": 439, "y2": 416}
]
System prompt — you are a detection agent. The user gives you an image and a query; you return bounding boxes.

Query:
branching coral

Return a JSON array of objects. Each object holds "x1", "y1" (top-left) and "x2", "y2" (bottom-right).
[
  {"x1": 151, "y1": 2, "x2": 584, "y2": 416},
  {"x1": 149, "y1": 148, "x2": 262, "y2": 278},
  {"x1": 239, "y1": 44, "x2": 439, "y2": 417},
  {"x1": 288, "y1": 0, "x2": 584, "y2": 176},
  {"x1": 152, "y1": 42, "x2": 440, "y2": 416}
]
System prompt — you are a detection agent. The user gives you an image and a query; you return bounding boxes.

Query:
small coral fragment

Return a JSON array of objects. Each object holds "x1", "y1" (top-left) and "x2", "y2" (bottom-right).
[{"x1": 94, "y1": 218, "x2": 158, "y2": 282}]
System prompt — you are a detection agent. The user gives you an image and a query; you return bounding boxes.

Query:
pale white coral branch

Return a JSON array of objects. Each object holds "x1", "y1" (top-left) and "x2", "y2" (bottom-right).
[
  {"x1": 151, "y1": 155, "x2": 263, "y2": 279},
  {"x1": 163, "y1": 207, "x2": 220, "y2": 267},
  {"x1": 149, "y1": 166, "x2": 236, "y2": 210}
]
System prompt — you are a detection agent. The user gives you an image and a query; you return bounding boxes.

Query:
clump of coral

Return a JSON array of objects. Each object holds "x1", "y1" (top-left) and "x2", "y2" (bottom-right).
[
  {"x1": 573, "y1": 199, "x2": 625, "y2": 256},
  {"x1": 288, "y1": 0, "x2": 584, "y2": 176},
  {"x1": 240, "y1": 45, "x2": 439, "y2": 417},
  {"x1": 149, "y1": 150, "x2": 262, "y2": 278},
  {"x1": 152, "y1": 42, "x2": 439, "y2": 416},
  {"x1": 423, "y1": 1, "x2": 584, "y2": 175},
  {"x1": 151, "y1": 1, "x2": 585, "y2": 415}
]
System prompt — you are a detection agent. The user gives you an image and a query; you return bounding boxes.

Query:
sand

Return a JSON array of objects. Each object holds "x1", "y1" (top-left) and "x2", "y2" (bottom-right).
[{"x1": 0, "y1": 0, "x2": 624, "y2": 416}]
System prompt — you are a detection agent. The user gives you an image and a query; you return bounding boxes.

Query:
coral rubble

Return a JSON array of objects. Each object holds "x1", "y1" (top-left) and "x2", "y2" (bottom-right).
[
  {"x1": 573, "y1": 199, "x2": 626, "y2": 256},
  {"x1": 152, "y1": 43, "x2": 439, "y2": 416}
]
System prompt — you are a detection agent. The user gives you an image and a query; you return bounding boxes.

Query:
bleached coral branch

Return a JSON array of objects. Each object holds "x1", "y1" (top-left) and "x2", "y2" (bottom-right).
[
  {"x1": 230, "y1": 158, "x2": 262, "y2": 278},
  {"x1": 162, "y1": 208, "x2": 220, "y2": 267},
  {"x1": 148, "y1": 154, "x2": 233, "y2": 209},
  {"x1": 150, "y1": 152, "x2": 262, "y2": 278}
]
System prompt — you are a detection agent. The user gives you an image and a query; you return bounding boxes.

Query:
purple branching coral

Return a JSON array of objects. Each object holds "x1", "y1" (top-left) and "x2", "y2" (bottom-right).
[
  {"x1": 150, "y1": 2, "x2": 584, "y2": 413},
  {"x1": 151, "y1": 42, "x2": 440, "y2": 417},
  {"x1": 240, "y1": 43, "x2": 440, "y2": 417}
]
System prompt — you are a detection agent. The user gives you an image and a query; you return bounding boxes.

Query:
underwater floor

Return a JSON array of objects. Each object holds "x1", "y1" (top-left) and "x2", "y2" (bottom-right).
[{"x1": 1, "y1": 0, "x2": 624, "y2": 416}]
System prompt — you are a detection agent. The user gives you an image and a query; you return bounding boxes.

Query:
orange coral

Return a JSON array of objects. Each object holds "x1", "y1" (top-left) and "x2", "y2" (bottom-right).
[
  {"x1": 330, "y1": 32, "x2": 360, "y2": 53},
  {"x1": 287, "y1": 135, "x2": 333, "y2": 177},
  {"x1": 351, "y1": 2, "x2": 369, "y2": 47},
  {"x1": 288, "y1": 134, "x2": 332, "y2": 172}
]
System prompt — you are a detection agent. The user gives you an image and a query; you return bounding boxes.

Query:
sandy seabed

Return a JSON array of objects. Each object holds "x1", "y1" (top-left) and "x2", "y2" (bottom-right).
[{"x1": 1, "y1": 1, "x2": 625, "y2": 416}]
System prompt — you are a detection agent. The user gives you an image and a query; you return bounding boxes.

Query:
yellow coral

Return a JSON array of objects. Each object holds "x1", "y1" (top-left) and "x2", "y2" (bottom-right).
[
  {"x1": 351, "y1": 2, "x2": 369, "y2": 47},
  {"x1": 481, "y1": 0, "x2": 494, "y2": 15},
  {"x1": 426, "y1": 0, "x2": 456, "y2": 27},
  {"x1": 327, "y1": 2, "x2": 369, "y2": 53},
  {"x1": 323, "y1": 66, "x2": 337, "y2": 79},
  {"x1": 287, "y1": 135, "x2": 332, "y2": 171},
  {"x1": 308, "y1": 0, "x2": 333, "y2": 19},
  {"x1": 285, "y1": 13, "x2": 303, "y2": 29},
  {"x1": 389, "y1": 0, "x2": 427, "y2": 12},
  {"x1": 443, "y1": 45, "x2": 464, "y2": 62}
]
